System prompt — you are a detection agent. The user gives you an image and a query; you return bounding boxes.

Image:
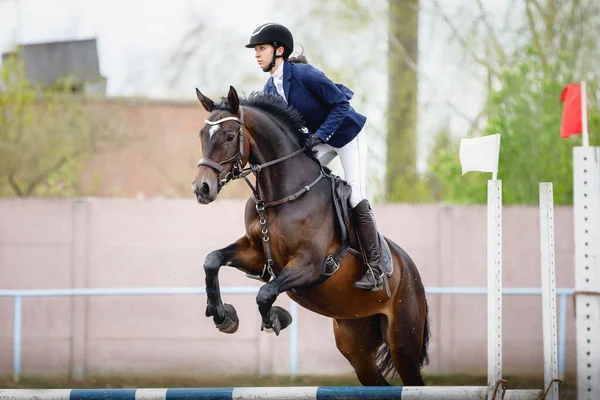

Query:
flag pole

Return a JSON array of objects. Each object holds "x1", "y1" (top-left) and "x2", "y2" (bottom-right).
[
  {"x1": 582, "y1": 81, "x2": 589, "y2": 147},
  {"x1": 492, "y1": 134, "x2": 501, "y2": 181}
]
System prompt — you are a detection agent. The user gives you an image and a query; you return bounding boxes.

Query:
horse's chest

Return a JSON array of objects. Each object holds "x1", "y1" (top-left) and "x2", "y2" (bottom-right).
[{"x1": 247, "y1": 213, "x2": 298, "y2": 249}]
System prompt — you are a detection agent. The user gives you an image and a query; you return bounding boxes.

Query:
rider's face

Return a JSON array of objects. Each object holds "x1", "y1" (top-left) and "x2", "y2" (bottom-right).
[{"x1": 254, "y1": 44, "x2": 274, "y2": 71}]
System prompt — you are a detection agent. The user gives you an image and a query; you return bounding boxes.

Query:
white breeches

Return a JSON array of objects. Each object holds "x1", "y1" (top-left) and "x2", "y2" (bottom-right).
[{"x1": 313, "y1": 131, "x2": 368, "y2": 208}]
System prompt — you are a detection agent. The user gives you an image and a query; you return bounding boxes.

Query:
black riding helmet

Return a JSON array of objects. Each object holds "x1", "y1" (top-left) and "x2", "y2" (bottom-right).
[{"x1": 245, "y1": 23, "x2": 294, "y2": 72}]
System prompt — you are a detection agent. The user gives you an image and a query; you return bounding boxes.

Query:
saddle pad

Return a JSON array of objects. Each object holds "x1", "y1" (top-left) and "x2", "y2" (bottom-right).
[{"x1": 379, "y1": 233, "x2": 394, "y2": 275}]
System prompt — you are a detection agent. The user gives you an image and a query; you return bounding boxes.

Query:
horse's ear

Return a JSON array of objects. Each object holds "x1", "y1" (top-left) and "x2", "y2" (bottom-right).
[
  {"x1": 227, "y1": 85, "x2": 240, "y2": 112},
  {"x1": 196, "y1": 88, "x2": 214, "y2": 112}
]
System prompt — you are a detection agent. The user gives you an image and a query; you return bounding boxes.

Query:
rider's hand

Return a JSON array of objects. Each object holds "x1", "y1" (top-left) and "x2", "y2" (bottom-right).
[{"x1": 305, "y1": 134, "x2": 324, "y2": 148}]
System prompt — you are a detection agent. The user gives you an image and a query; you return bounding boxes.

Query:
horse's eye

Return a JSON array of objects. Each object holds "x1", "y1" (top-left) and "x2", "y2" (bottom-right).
[{"x1": 226, "y1": 132, "x2": 235, "y2": 142}]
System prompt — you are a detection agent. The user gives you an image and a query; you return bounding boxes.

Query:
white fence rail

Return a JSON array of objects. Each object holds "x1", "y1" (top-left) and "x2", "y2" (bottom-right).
[{"x1": 0, "y1": 286, "x2": 574, "y2": 382}]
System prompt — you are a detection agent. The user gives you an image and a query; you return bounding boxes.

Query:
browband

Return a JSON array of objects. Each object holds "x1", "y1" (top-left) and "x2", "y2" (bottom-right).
[{"x1": 204, "y1": 116, "x2": 242, "y2": 125}]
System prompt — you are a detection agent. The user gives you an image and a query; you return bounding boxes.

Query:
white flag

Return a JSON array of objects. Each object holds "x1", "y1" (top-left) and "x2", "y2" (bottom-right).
[{"x1": 459, "y1": 134, "x2": 501, "y2": 177}]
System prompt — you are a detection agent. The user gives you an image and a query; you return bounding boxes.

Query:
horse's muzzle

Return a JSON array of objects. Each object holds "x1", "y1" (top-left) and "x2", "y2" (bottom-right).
[{"x1": 192, "y1": 181, "x2": 214, "y2": 204}]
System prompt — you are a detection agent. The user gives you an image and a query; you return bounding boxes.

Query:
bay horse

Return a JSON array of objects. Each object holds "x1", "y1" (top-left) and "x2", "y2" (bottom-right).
[{"x1": 191, "y1": 85, "x2": 430, "y2": 386}]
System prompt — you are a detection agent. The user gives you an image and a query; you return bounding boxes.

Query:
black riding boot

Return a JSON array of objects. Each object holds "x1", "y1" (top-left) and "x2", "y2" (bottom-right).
[{"x1": 352, "y1": 199, "x2": 384, "y2": 291}]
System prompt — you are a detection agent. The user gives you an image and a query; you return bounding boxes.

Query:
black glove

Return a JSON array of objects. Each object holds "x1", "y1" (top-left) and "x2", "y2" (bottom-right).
[{"x1": 305, "y1": 134, "x2": 324, "y2": 148}]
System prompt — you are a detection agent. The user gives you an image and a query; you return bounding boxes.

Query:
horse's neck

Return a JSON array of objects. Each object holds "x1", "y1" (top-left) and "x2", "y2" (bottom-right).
[{"x1": 249, "y1": 118, "x2": 319, "y2": 202}]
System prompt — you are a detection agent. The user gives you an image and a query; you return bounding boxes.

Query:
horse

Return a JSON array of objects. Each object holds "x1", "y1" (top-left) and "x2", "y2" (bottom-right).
[{"x1": 191, "y1": 85, "x2": 430, "y2": 386}]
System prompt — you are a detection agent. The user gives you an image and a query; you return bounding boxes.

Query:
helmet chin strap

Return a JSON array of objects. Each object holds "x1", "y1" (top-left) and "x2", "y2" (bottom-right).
[{"x1": 263, "y1": 42, "x2": 282, "y2": 73}]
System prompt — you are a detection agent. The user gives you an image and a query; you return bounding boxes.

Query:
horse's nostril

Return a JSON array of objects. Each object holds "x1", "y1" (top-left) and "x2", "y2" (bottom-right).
[{"x1": 200, "y1": 182, "x2": 210, "y2": 196}]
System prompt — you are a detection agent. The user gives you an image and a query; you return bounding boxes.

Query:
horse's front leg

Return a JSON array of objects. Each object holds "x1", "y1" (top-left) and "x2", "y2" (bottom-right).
[
  {"x1": 256, "y1": 252, "x2": 317, "y2": 335},
  {"x1": 204, "y1": 236, "x2": 266, "y2": 334}
]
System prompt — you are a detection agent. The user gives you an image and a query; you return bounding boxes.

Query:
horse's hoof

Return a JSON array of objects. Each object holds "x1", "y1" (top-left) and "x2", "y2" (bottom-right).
[
  {"x1": 272, "y1": 306, "x2": 293, "y2": 330},
  {"x1": 215, "y1": 303, "x2": 239, "y2": 334},
  {"x1": 261, "y1": 306, "x2": 292, "y2": 336}
]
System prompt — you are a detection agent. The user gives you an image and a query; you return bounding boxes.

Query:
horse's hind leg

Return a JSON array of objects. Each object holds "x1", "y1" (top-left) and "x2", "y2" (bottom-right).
[
  {"x1": 383, "y1": 290, "x2": 429, "y2": 386},
  {"x1": 333, "y1": 316, "x2": 390, "y2": 386}
]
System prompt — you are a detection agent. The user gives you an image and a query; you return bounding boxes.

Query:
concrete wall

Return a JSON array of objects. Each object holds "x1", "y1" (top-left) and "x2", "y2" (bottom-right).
[{"x1": 0, "y1": 198, "x2": 577, "y2": 378}]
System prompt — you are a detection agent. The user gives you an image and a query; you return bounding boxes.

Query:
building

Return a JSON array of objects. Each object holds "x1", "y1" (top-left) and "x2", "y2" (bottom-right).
[{"x1": 1, "y1": 38, "x2": 107, "y2": 95}]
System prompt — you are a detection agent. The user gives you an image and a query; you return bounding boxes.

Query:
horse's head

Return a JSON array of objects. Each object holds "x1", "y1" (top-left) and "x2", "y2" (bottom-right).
[{"x1": 192, "y1": 86, "x2": 249, "y2": 204}]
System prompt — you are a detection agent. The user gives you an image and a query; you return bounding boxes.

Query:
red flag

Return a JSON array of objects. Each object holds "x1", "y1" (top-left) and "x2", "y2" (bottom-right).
[{"x1": 560, "y1": 83, "x2": 584, "y2": 138}]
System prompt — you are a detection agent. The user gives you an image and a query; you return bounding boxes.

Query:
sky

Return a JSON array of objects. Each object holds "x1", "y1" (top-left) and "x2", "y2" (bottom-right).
[
  {"x1": 0, "y1": 0, "x2": 278, "y2": 97},
  {"x1": 0, "y1": 0, "x2": 493, "y2": 190}
]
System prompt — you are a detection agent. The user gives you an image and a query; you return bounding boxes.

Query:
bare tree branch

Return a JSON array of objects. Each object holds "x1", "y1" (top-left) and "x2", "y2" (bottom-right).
[
  {"x1": 430, "y1": 0, "x2": 499, "y2": 77},
  {"x1": 504, "y1": 0, "x2": 521, "y2": 29},
  {"x1": 388, "y1": 35, "x2": 419, "y2": 73},
  {"x1": 557, "y1": 1, "x2": 579, "y2": 58},
  {"x1": 527, "y1": 0, "x2": 548, "y2": 19},
  {"x1": 7, "y1": 172, "x2": 22, "y2": 196},
  {"x1": 443, "y1": 99, "x2": 482, "y2": 128},
  {"x1": 544, "y1": 0, "x2": 557, "y2": 45},
  {"x1": 465, "y1": 106, "x2": 487, "y2": 138},
  {"x1": 474, "y1": 0, "x2": 507, "y2": 64},
  {"x1": 23, "y1": 152, "x2": 82, "y2": 196},
  {"x1": 525, "y1": 0, "x2": 547, "y2": 66}
]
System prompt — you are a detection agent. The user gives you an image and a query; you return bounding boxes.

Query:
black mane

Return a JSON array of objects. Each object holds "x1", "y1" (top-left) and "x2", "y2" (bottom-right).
[{"x1": 215, "y1": 91, "x2": 308, "y2": 148}]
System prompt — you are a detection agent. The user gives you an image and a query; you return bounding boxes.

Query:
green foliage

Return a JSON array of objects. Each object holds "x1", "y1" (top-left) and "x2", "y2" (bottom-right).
[
  {"x1": 0, "y1": 54, "x2": 129, "y2": 197},
  {"x1": 428, "y1": 48, "x2": 600, "y2": 205}
]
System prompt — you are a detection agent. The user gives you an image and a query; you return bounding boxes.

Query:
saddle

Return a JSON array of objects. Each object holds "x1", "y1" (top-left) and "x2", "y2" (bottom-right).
[{"x1": 314, "y1": 171, "x2": 393, "y2": 286}]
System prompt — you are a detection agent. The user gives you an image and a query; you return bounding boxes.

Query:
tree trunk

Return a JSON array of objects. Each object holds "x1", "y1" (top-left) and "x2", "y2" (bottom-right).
[{"x1": 386, "y1": 0, "x2": 419, "y2": 201}]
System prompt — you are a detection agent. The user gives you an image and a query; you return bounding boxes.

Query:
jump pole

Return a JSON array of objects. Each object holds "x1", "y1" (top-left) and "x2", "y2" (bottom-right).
[
  {"x1": 487, "y1": 178, "x2": 503, "y2": 400},
  {"x1": 0, "y1": 387, "x2": 544, "y2": 400},
  {"x1": 539, "y1": 182, "x2": 560, "y2": 400},
  {"x1": 573, "y1": 144, "x2": 600, "y2": 400},
  {"x1": 486, "y1": 180, "x2": 556, "y2": 399},
  {"x1": 563, "y1": 80, "x2": 600, "y2": 399}
]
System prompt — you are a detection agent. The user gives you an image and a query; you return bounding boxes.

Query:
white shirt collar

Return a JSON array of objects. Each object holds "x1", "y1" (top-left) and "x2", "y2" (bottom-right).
[
  {"x1": 270, "y1": 61, "x2": 286, "y2": 101},
  {"x1": 271, "y1": 61, "x2": 284, "y2": 78}
]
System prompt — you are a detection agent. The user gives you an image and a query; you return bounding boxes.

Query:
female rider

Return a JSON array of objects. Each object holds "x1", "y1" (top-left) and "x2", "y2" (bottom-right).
[{"x1": 245, "y1": 22, "x2": 384, "y2": 292}]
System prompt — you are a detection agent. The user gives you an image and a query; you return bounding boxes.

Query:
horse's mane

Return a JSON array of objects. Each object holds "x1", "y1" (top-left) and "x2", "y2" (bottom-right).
[{"x1": 214, "y1": 91, "x2": 308, "y2": 148}]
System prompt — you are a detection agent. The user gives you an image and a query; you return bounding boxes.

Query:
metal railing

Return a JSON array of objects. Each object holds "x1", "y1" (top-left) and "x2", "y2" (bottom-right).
[{"x1": 0, "y1": 286, "x2": 574, "y2": 382}]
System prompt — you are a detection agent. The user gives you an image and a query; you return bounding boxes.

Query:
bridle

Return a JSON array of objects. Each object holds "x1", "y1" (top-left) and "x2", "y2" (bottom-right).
[
  {"x1": 196, "y1": 105, "x2": 326, "y2": 279},
  {"x1": 197, "y1": 107, "x2": 246, "y2": 191},
  {"x1": 197, "y1": 106, "x2": 320, "y2": 199}
]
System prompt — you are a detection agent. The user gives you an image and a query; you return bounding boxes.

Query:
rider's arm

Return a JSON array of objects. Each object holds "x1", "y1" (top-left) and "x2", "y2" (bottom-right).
[{"x1": 298, "y1": 67, "x2": 350, "y2": 143}]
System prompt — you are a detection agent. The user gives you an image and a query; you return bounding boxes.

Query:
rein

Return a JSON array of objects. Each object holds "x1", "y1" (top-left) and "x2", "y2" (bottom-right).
[{"x1": 198, "y1": 106, "x2": 325, "y2": 279}]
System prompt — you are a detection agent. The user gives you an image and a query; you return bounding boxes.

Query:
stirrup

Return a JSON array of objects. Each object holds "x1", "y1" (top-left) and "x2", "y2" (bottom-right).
[{"x1": 354, "y1": 268, "x2": 384, "y2": 292}]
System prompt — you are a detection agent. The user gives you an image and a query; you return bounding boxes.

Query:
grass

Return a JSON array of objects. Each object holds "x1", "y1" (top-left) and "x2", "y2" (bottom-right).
[{"x1": 0, "y1": 373, "x2": 578, "y2": 398}]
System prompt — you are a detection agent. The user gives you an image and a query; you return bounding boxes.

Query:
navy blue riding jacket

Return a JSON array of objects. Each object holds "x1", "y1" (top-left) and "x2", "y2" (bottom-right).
[{"x1": 263, "y1": 61, "x2": 367, "y2": 148}]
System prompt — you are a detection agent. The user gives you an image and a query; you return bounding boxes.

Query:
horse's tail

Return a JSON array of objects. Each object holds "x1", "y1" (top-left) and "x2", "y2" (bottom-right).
[
  {"x1": 375, "y1": 343, "x2": 396, "y2": 378},
  {"x1": 419, "y1": 295, "x2": 431, "y2": 368},
  {"x1": 377, "y1": 245, "x2": 431, "y2": 379}
]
